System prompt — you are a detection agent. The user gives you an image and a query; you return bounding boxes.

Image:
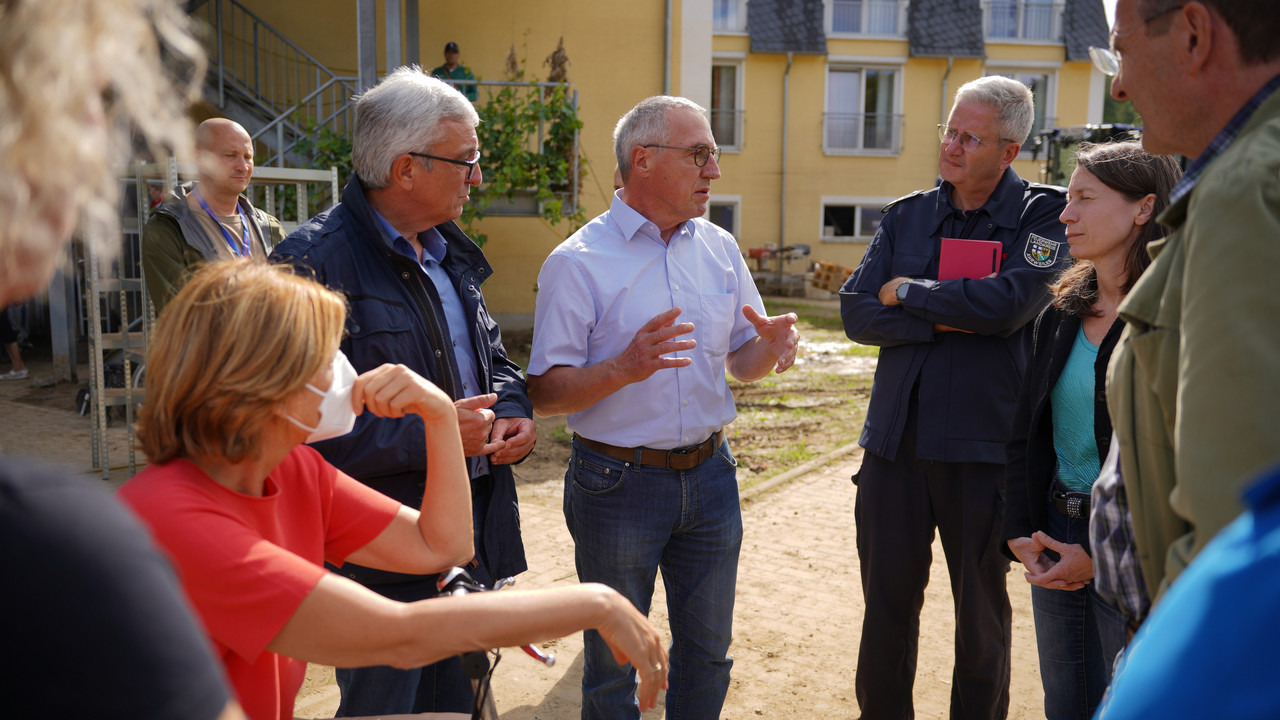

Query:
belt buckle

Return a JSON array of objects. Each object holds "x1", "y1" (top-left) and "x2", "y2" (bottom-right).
[
  {"x1": 665, "y1": 443, "x2": 699, "y2": 468},
  {"x1": 1065, "y1": 495, "x2": 1085, "y2": 518}
]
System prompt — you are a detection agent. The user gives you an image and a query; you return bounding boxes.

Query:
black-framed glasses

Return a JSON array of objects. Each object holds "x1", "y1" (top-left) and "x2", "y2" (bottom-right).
[
  {"x1": 408, "y1": 149, "x2": 482, "y2": 180},
  {"x1": 937, "y1": 124, "x2": 1011, "y2": 152},
  {"x1": 642, "y1": 144, "x2": 722, "y2": 167},
  {"x1": 1089, "y1": 4, "x2": 1185, "y2": 77}
]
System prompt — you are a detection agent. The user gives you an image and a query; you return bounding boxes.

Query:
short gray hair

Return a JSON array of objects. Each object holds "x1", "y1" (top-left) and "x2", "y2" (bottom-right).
[
  {"x1": 952, "y1": 76, "x2": 1035, "y2": 145},
  {"x1": 351, "y1": 66, "x2": 480, "y2": 188},
  {"x1": 613, "y1": 95, "x2": 707, "y2": 181}
]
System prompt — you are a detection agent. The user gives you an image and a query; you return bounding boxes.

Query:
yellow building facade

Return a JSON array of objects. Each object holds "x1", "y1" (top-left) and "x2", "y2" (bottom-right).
[{"x1": 229, "y1": 0, "x2": 1106, "y2": 316}]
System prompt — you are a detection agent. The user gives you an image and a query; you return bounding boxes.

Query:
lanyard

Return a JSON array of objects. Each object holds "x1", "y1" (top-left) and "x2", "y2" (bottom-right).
[{"x1": 194, "y1": 189, "x2": 251, "y2": 257}]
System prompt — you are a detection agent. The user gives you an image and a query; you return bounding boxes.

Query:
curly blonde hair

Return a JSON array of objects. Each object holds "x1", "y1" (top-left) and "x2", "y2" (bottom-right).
[{"x1": 0, "y1": 0, "x2": 203, "y2": 301}]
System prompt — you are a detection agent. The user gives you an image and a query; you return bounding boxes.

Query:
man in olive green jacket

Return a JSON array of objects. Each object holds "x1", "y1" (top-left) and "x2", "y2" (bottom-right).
[
  {"x1": 1103, "y1": 0, "x2": 1280, "y2": 606},
  {"x1": 142, "y1": 119, "x2": 285, "y2": 313}
]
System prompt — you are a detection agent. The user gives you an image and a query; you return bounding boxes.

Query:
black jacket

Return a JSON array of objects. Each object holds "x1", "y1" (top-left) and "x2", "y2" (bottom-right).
[
  {"x1": 1000, "y1": 305, "x2": 1123, "y2": 561},
  {"x1": 841, "y1": 168, "x2": 1068, "y2": 464},
  {"x1": 271, "y1": 175, "x2": 531, "y2": 583}
]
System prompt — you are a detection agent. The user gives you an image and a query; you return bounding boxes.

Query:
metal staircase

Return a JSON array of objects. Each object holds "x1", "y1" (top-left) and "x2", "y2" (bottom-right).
[{"x1": 189, "y1": 0, "x2": 358, "y2": 167}]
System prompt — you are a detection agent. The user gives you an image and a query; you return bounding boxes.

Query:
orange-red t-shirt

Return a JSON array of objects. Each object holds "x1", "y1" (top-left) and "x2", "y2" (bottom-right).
[{"x1": 118, "y1": 445, "x2": 400, "y2": 720}]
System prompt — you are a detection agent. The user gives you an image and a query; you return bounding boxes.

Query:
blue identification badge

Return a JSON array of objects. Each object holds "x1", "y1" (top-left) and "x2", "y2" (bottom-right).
[{"x1": 194, "y1": 189, "x2": 251, "y2": 257}]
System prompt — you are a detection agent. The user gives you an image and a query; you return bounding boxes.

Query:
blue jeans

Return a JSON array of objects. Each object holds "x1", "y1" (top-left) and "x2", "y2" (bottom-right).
[
  {"x1": 565, "y1": 437, "x2": 742, "y2": 720},
  {"x1": 1030, "y1": 500, "x2": 1128, "y2": 720}
]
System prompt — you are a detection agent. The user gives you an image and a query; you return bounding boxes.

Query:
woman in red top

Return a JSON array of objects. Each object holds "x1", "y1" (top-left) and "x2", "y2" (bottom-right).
[{"x1": 121, "y1": 261, "x2": 667, "y2": 720}]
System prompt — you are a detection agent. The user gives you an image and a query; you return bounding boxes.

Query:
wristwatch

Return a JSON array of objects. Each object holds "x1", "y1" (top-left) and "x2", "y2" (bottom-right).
[{"x1": 895, "y1": 281, "x2": 911, "y2": 304}]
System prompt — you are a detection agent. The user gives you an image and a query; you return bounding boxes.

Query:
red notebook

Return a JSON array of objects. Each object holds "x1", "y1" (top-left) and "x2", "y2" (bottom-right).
[{"x1": 938, "y1": 237, "x2": 1002, "y2": 281}]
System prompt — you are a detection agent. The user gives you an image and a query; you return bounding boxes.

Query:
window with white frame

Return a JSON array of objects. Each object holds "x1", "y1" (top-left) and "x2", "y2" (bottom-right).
[
  {"x1": 825, "y1": 65, "x2": 902, "y2": 154},
  {"x1": 821, "y1": 198, "x2": 889, "y2": 242},
  {"x1": 984, "y1": 0, "x2": 1063, "y2": 42},
  {"x1": 711, "y1": 61, "x2": 744, "y2": 150},
  {"x1": 831, "y1": 0, "x2": 906, "y2": 36},
  {"x1": 707, "y1": 196, "x2": 741, "y2": 239},
  {"x1": 986, "y1": 68, "x2": 1057, "y2": 154},
  {"x1": 713, "y1": 0, "x2": 747, "y2": 33}
]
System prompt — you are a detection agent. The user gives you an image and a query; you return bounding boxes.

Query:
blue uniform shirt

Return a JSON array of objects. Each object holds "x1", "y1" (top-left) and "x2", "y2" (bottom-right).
[{"x1": 841, "y1": 167, "x2": 1068, "y2": 464}]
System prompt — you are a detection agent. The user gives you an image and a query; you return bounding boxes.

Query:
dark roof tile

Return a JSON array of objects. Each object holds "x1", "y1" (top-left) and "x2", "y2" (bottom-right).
[
  {"x1": 909, "y1": 0, "x2": 985, "y2": 57},
  {"x1": 748, "y1": 0, "x2": 827, "y2": 54}
]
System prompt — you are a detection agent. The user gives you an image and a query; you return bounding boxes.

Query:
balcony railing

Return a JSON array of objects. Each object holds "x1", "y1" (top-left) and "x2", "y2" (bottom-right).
[
  {"x1": 711, "y1": 108, "x2": 744, "y2": 149},
  {"x1": 824, "y1": 113, "x2": 904, "y2": 154},
  {"x1": 832, "y1": 0, "x2": 907, "y2": 35},
  {"x1": 985, "y1": 0, "x2": 1064, "y2": 41}
]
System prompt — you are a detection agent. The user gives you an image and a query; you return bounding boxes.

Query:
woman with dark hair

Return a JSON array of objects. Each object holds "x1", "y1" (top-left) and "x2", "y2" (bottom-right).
[{"x1": 1001, "y1": 141, "x2": 1181, "y2": 719}]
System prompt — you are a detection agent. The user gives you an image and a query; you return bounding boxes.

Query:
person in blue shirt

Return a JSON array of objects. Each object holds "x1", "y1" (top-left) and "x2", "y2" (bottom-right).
[
  {"x1": 527, "y1": 95, "x2": 799, "y2": 720},
  {"x1": 840, "y1": 75, "x2": 1069, "y2": 719},
  {"x1": 271, "y1": 66, "x2": 535, "y2": 717}
]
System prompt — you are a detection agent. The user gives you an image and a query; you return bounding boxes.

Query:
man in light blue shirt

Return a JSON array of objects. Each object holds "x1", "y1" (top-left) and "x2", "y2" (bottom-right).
[{"x1": 527, "y1": 95, "x2": 800, "y2": 720}]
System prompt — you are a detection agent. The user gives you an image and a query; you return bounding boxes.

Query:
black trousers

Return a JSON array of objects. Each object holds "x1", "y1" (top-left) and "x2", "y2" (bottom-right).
[{"x1": 853, "y1": 403, "x2": 1012, "y2": 720}]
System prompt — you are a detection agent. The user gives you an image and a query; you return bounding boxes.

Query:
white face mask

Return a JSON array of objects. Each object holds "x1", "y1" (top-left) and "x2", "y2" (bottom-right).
[{"x1": 286, "y1": 350, "x2": 358, "y2": 443}]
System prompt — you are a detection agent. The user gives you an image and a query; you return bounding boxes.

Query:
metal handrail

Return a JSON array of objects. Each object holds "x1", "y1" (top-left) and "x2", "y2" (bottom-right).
[
  {"x1": 192, "y1": 0, "x2": 359, "y2": 166},
  {"x1": 252, "y1": 75, "x2": 359, "y2": 167}
]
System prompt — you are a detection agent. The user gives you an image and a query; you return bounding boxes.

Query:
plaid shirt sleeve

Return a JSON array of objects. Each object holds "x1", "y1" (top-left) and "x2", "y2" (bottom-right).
[{"x1": 1090, "y1": 436, "x2": 1152, "y2": 625}]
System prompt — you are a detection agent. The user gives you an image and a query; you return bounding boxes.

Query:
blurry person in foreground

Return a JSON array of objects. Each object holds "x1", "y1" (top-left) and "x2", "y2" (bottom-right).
[
  {"x1": 1099, "y1": 0, "x2": 1280, "y2": 607},
  {"x1": 0, "y1": 0, "x2": 244, "y2": 717}
]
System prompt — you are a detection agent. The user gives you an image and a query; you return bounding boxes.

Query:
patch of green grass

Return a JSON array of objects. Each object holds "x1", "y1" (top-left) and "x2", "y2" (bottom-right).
[
  {"x1": 843, "y1": 343, "x2": 880, "y2": 357},
  {"x1": 762, "y1": 299, "x2": 845, "y2": 332},
  {"x1": 776, "y1": 441, "x2": 818, "y2": 465},
  {"x1": 546, "y1": 423, "x2": 573, "y2": 444}
]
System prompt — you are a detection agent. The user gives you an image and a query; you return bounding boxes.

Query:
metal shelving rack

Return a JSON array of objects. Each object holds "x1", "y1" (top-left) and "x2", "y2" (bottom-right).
[{"x1": 85, "y1": 159, "x2": 338, "y2": 480}]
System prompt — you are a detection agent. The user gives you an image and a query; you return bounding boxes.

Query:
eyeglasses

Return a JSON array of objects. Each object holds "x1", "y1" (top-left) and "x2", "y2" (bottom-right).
[
  {"x1": 937, "y1": 124, "x2": 1011, "y2": 152},
  {"x1": 1088, "y1": 4, "x2": 1184, "y2": 77},
  {"x1": 642, "y1": 144, "x2": 722, "y2": 167},
  {"x1": 408, "y1": 149, "x2": 482, "y2": 180}
]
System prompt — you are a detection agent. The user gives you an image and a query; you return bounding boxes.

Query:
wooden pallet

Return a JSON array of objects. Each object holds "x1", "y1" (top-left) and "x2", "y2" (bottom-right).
[{"x1": 809, "y1": 260, "x2": 855, "y2": 293}]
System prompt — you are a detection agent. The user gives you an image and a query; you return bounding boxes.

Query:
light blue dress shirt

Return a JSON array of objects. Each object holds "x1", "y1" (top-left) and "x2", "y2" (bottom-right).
[
  {"x1": 528, "y1": 192, "x2": 763, "y2": 450},
  {"x1": 373, "y1": 211, "x2": 488, "y2": 477}
]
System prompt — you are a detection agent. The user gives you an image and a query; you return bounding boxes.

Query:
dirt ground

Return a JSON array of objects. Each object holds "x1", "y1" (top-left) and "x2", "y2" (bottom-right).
[
  {"x1": 292, "y1": 301, "x2": 1047, "y2": 719},
  {"x1": 0, "y1": 298, "x2": 1047, "y2": 719}
]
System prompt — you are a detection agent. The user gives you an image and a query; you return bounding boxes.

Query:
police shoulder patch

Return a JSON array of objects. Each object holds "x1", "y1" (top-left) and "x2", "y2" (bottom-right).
[{"x1": 1024, "y1": 233, "x2": 1062, "y2": 268}]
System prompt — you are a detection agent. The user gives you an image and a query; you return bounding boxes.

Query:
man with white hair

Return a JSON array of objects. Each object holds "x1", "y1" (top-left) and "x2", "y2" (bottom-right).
[
  {"x1": 528, "y1": 95, "x2": 799, "y2": 720},
  {"x1": 271, "y1": 66, "x2": 536, "y2": 717},
  {"x1": 142, "y1": 117, "x2": 285, "y2": 313},
  {"x1": 840, "y1": 75, "x2": 1068, "y2": 719}
]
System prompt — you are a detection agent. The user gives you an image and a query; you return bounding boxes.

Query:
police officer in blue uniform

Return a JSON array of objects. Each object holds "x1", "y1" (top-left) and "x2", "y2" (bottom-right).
[{"x1": 840, "y1": 75, "x2": 1068, "y2": 720}]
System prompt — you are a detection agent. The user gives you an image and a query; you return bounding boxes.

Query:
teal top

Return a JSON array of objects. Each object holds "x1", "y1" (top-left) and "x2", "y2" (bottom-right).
[{"x1": 1051, "y1": 324, "x2": 1101, "y2": 493}]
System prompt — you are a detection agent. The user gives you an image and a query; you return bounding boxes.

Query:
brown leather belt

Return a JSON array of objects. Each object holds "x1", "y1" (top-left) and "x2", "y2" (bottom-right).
[{"x1": 574, "y1": 430, "x2": 723, "y2": 471}]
